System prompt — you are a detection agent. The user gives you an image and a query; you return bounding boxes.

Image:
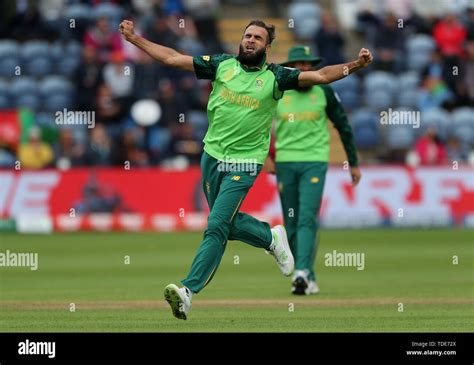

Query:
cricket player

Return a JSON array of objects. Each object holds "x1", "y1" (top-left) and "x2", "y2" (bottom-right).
[
  {"x1": 264, "y1": 45, "x2": 361, "y2": 295},
  {"x1": 119, "y1": 19, "x2": 372, "y2": 319}
]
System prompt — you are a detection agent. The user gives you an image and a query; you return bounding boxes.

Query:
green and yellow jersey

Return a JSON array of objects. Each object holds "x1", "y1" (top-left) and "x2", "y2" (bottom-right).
[
  {"x1": 275, "y1": 85, "x2": 358, "y2": 166},
  {"x1": 193, "y1": 54, "x2": 300, "y2": 164}
]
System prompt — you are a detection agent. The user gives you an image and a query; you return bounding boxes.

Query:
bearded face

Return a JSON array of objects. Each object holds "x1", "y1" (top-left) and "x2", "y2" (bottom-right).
[{"x1": 237, "y1": 43, "x2": 266, "y2": 67}]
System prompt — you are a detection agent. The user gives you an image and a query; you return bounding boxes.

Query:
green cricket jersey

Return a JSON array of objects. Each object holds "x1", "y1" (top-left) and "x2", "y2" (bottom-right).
[
  {"x1": 193, "y1": 54, "x2": 301, "y2": 164},
  {"x1": 275, "y1": 85, "x2": 358, "y2": 166}
]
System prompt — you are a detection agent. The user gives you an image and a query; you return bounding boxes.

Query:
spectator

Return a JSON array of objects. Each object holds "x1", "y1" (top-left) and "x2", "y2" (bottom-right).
[
  {"x1": 85, "y1": 124, "x2": 115, "y2": 166},
  {"x1": 83, "y1": 16, "x2": 123, "y2": 64},
  {"x1": 76, "y1": 46, "x2": 103, "y2": 111},
  {"x1": 145, "y1": 15, "x2": 179, "y2": 49},
  {"x1": 446, "y1": 136, "x2": 469, "y2": 163},
  {"x1": 54, "y1": 129, "x2": 87, "y2": 167},
  {"x1": 18, "y1": 127, "x2": 54, "y2": 169},
  {"x1": 95, "y1": 84, "x2": 123, "y2": 125},
  {"x1": 132, "y1": 51, "x2": 162, "y2": 99},
  {"x1": 414, "y1": 127, "x2": 447, "y2": 165},
  {"x1": 432, "y1": 13, "x2": 467, "y2": 58},
  {"x1": 373, "y1": 13, "x2": 405, "y2": 72},
  {"x1": 103, "y1": 50, "x2": 134, "y2": 98},
  {"x1": 459, "y1": 41, "x2": 474, "y2": 105},
  {"x1": 314, "y1": 11, "x2": 345, "y2": 66}
]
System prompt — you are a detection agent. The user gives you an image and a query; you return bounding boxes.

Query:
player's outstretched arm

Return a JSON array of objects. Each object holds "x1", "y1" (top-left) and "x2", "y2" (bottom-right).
[
  {"x1": 119, "y1": 20, "x2": 194, "y2": 72},
  {"x1": 298, "y1": 48, "x2": 372, "y2": 87}
]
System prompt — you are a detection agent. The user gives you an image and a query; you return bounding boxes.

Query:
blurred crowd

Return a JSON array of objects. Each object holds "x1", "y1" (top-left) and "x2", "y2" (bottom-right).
[{"x1": 0, "y1": 0, "x2": 473, "y2": 169}]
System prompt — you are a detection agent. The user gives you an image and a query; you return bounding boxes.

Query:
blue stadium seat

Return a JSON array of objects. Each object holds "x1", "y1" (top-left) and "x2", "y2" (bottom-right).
[
  {"x1": 451, "y1": 107, "x2": 473, "y2": 129},
  {"x1": 0, "y1": 79, "x2": 10, "y2": 97},
  {"x1": 20, "y1": 40, "x2": 50, "y2": 60},
  {"x1": 406, "y1": 34, "x2": 436, "y2": 55},
  {"x1": 149, "y1": 127, "x2": 172, "y2": 155},
  {"x1": 16, "y1": 94, "x2": 40, "y2": 111},
  {"x1": 420, "y1": 108, "x2": 450, "y2": 139},
  {"x1": 365, "y1": 89, "x2": 394, "y2": 111},
  {"x1": 65, "y1": 41, "x2": 82, "y2": 58},
  {"x1": 44, "y1": 94, "x2": 73, "y2": 112},
  {"x1": 0, "y1": 57, "x2": 20, "y2": 78},
  {"x1": 354, "y1": 127, "x2": 379, "y2": 149},
  {"x1": 407, "y1": 52, "x2": 431, "y2": 72},
  {"x1": 451, "y1": 126, "x2": 473, "y2": 145},
  {"x1": 56, "y1": 57, "x2": 80, "y2": 77},
  {"x1": 331, "y1": 75, "x2": 359, "y2": 94},
  {"x1": 64, "y1": 3, "x2": 91, "y2": 20},
  {"x1": 351, "y1": 108, "x2": 379, "y2": 129},
  {"x1": 338, "y1": 90, "x2": 360, "y2": 110},
  {"x1": 397, "y1": 71, "x2": 420, "y2": 91},
  {"x1": 0, "y1": 95, "x2": 11, "y2": 109},
  {"x1": 93, "y1": 3, "x2": 124, "y2": 26},
  {"x1": 39, "y1": 76, "x2": 74, "y2": 97},
  {"x1": 25, "y1": 57, "x2": 53, "y2": 77},
  {"x1": 386, "y1": 126, "x2": 415, "y2": 149},
  {"x1": 397, "y1": 89, "x2": 419, "y2": 108},
  {"x1": 10, "y1": 77, "x2": 39, "y2": 97},
  {"x1": 288, "y1": 1, "x2": 321, "y2": 39},
  {"x1": 364, "y1": 71, "x2": 398, "y2": 94},
  {"x1": 0, "y1": 40, "x2": 19, "y2": 58}
]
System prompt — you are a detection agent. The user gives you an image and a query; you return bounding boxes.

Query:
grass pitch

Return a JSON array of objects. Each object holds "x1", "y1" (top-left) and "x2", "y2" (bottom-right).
[{"x1": 0, "y1": 229, "x2": 473, "y2": 332}]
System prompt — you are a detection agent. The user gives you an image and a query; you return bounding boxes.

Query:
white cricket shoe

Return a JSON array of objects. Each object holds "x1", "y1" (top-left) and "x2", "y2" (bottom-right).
[
  {"x1": 164, "y1": 284, "x2": 192, "y2": 320},
  {"x1": 291, "y1": 269, "x2": 309, "y2": 295},
  {"x1": 305, "y1": 280, "x2": 320, "y2": 295},
  {"x1": 267, "y1": 225, "x2": 294, "y2": 276}
]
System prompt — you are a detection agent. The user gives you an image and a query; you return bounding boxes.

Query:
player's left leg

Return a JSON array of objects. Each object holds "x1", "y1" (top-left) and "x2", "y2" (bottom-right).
[{"x1": 296, "y1": 162, "x2": 328, "y2": 293}]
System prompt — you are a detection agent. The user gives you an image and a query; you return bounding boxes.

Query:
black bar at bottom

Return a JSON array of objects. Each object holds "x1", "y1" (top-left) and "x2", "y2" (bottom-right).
[{"x1": 0, "y1": 332, "x2": 472, "y2": 364}]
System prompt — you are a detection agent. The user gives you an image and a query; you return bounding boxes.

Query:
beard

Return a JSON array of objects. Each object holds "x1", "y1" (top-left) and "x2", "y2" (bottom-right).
[{"x1": 237, "y1": 44, "x2": 266, "y2": 67}]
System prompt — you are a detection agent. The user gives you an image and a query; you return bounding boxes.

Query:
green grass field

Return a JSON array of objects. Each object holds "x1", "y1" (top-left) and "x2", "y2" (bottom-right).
[{"x1": 0, "y1": 229, "x2": 473, "y2": 332}]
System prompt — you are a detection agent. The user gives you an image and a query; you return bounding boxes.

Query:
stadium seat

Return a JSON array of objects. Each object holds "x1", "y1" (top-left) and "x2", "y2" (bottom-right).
[
  {"x1": 407, "y1": 52, "x2": 431, "y2": 72},
  {"x1": 65, "y1": 40, "x2": 82, "y2": 58},
  {"x1": 451, "y1": 126, "x2": 473, "y2": 145},
  {"x1": 10, "y1": 77, "x2": 39, "y2": 97},
  {"x1": 0, "y1": 40, "x2": 19, "y2": 58},
  {"x1": 64, "y1": 3, "x2": 91, "y2": 20},
  {"x1": 365, "y1": 90, "x2": 394, "y2": 111},
  {"x1": 39, "y1": 76, "x2": 74, "y2": 97},
  {"x1": 364, "y1": 71, "x2": 398, "y2": 94},
  {"x1": 0, "y1": 95, "x2": 10, "y2": 109},
  {"x1": 386, "y1": 126, "x2": 415, "y2": 149},
  {"x1": 16, "y1": 94, "x2": 41, "y2": 111},
  {"x1": 331, "y1": 75, "x2": 359, "y2": 94},
  {"x1": 56, "y1": 57, "x2": 80, "y2": 77},
  {"x1": 354, "y1": 126, "x2": 379, "y2": 149},
  {"x1": 420, "y1": 108, "x2": 450, "y2": 139},
  {"x1": 397, "y1": 71, "x2": 420, "y2": 91},
  {"x1": 93, "y1": 3, "x2": 124, "y2": 26},
  {"x1": 338, "y1": 90, "x2": 360, "y2": 110},
  {"x1": 288, "y1": 1, "x2": 321, "y2": 39},
  {"x1": 406, "y1": 34, "x2": 436, "y2": 54},
  {"x1": 44, "y1": 93, "x2": 74, "y2": 112},
  {"x1": 397, "y1": 89, "x2": 419, "y2": 108},
  {"x1": 351, "y1": 108, "x2": 379, "y2": 130},
  {"x1": 451, "y1": 107, "x2": 473, "y2": 129},
  {"x1": 20, "y1": 40, "x2": 50, "y2": 60},
  {"x1": 0, "y1": 57, "x2": 20, "y2": 78},
  {"x1": 25, "y1": 57, "x2": 53, "y2": 77},
  {"x1": 149, "y1": 127, "x2": 172, "y2": 155}
]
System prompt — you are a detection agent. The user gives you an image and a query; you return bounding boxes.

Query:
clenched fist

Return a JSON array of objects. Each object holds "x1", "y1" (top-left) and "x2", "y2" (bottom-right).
[
  {"x1": 119, "y1": 20, "x2": 135, "y2": 41},
  {"x1": 357, "y1": 48, "x2": 373, "y2": 68}
]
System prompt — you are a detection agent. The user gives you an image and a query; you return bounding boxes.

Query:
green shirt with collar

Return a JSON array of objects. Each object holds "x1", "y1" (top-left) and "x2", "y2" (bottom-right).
[{"x1": 193, "y1": 54, "x2": 300, "y2": 164}]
